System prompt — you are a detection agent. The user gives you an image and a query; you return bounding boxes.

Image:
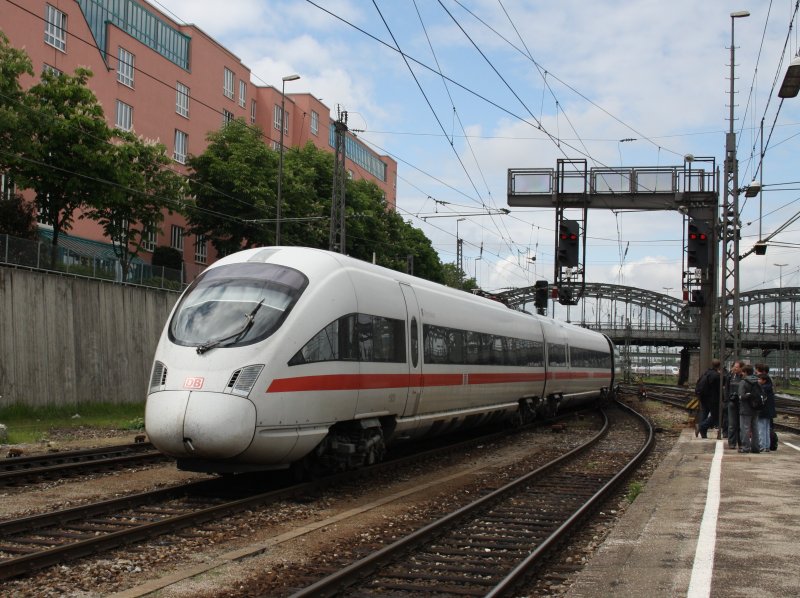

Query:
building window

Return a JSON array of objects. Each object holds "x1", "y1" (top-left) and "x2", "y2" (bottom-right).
[
  {"x1": 142, "y1": 227, "x2": 157, "y2": 252},
  {"x1": 1, "y1": 173, "x2": 15, "y2": 200},
  {"x1": 44, "y1": 5, "x2": 67, "y2": 52},
  {"x1": 273, "y1": 105, "x2": 282, "y2": 131},
  {"x1": 222, "y1": 109, "x2": 234, "y2": 125},
  {"x1": 115, "y1": 100, "x2": 133, "y2": 131},
  {"x1": 311, "y1": 110, "x2": 319, "y2": 136},
  {"x1": 238, "y1": 80, "x2": 246, "y2": 108},
  {"x1": 117, "y1": 47, "x2": 135, "y2": 87},
  {"x1": 176, "y1": 82, "x2": 189, "y2": 117},
  {"x1": 250, "y1": 99, "x2": 256, "y2": 124},
  {"x1": 194, "y1": 234, "x2": 207, "y2": 264},
  {"x1": 42, "y1": 64, "x2": 62, "y2": 77},
  {"x1": 223, "y1": 68, "x2": 234, "y2": 99},
  {"x1": 170, "y1": 225, "x2": 184, "y2": 251},
  {"x1": 173, "y1": 130, "x2": 187, "y2": 164},
  {"x1": 274, "y1": 105, "x2": 290, "y2": 134}
]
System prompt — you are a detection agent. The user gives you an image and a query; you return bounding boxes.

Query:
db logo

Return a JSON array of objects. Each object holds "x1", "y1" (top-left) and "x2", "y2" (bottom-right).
[{"x1": 183, "y1": 376, "x2": 205, "y2": 389}]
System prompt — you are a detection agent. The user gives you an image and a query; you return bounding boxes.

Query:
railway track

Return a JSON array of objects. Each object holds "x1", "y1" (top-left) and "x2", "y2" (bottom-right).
[
  {"x1": 0, "y1": 413, "x2": 587, "y2": 581},
  {"x1": 0, "y1": 441, "x2": 168, "y2": 487},
  {"x1": 288, "y1": 401, "x2": 653, "y2": 597}
]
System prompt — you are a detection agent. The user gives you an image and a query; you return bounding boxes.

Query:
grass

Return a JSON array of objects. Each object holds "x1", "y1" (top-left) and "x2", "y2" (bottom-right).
[
  {"x1": 626, "y1": 481, "x2": 644, "y2": 503},
  {"x1": 0, "y1": 402, "x2": 145, "y2": 444},
  {"x1": 778, "y1": 383, "x2": 800, "y2": 397}
]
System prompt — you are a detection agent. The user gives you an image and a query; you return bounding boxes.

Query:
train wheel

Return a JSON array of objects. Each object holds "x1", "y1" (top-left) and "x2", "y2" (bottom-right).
[{"x1": 362, "y1": 428, "x2": 386, "y2": 467}]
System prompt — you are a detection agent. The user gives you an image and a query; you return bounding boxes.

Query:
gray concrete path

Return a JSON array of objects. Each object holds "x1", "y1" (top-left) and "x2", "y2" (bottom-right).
[{"x1": 564, "y1": 428, "x2": 800, "y2": 597}]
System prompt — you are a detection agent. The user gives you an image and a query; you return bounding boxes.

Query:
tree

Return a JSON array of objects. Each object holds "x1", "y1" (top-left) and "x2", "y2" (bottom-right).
[
  {"x1": 279, "y1": 143, "x2": 335, "y2": 247},
  {"x1": 0, "y1": 32, "x2": 33, "y2": 174},
  {"x1": 83, "y1": 131, "x2": 186, "y2": 280},
  {"x1": 186, "y1": 119, "x2": 277, "y2": 255},
  {"x1": 0, "y1": 192, "x2": 37, "y2": 239},
  {"x1": 441, "y1": 262, "x2": 477, "y2": 291},
  {"x1": 152, "y1": 246, "x2": 183, "y2": 270},
  {"x1": 187, "y1": 125, "x2": 450, "y2": 285},
  {"x1": 15, "y1": 68, "x2": 112, "y2": 260}
]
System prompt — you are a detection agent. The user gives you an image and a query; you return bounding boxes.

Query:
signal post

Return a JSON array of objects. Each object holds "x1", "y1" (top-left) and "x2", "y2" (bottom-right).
[{"x1": 507, "y1": 157, "x2": 718, "y2": 371}]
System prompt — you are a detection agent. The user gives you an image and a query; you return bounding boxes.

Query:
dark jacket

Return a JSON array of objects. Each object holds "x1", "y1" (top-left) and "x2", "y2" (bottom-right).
[
  {"x1": 758, "y1": 375, "x2": 777, "y2": 419},
  {"x1": 737, "y1": 375, "x2": 761, "y2": 416},
  {"x1": 697, "y1": 368, "x2": 721, "y2": 407},
  {"x1": 724, "y1": 372, "x2": 741, "y2": 404}
]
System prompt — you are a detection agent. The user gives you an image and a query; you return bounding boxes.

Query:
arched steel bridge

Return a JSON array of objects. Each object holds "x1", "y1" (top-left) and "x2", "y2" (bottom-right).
[{"x1": 494, "y1": 283, "x2": 800, "y2": 350}]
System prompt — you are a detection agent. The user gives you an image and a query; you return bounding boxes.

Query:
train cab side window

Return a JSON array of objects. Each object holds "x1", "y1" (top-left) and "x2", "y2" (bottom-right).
[
  {"x1": 410, "y1": 317, "x2": 419, "y2": 368},
  {"x1": 289, "y1": 314, "x2": 356, "y2": 365},
  {"x1": 289, "y1": 313, "x2": 405, "y2": 365},
  {"x1": 358, "y1": 314, "x2": 406, "y2": 363}
]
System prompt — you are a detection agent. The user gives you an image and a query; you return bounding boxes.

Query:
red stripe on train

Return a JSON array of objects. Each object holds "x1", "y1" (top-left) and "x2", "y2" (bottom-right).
[{"x1": 267, "y1": 370, "x2": 609, "y2": 393}]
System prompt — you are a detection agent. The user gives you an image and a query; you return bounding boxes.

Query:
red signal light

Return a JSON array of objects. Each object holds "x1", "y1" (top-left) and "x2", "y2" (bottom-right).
[
  {"x1": 689, "y1": 233, "x2": 698, "y2": 240},
  {"x1": 699, "y1": 233, "x2": 707, "y2": 241}
]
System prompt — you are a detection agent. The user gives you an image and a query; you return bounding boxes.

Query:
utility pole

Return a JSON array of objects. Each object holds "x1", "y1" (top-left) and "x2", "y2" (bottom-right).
[{"x1": 329, "y1": 108, "x2": 348, "y2": 253}]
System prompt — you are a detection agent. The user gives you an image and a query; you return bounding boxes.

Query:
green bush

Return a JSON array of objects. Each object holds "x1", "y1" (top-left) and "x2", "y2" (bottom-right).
[{"x1": 152, "y1": 245, "x2": 183, "y2": 270}]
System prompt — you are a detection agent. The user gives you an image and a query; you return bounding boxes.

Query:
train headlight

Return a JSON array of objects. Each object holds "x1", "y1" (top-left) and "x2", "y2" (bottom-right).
[
  {"x1": 149, "y1": 361, "x2": 167, "y2": 393},
  {"x1": 226, "y1": 364, "x2": 264, "y2": 397}
]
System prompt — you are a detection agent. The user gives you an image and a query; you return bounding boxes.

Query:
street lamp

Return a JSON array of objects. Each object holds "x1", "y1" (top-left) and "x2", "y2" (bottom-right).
[
  {"x1": 778, "y1": 54, "x2": 800, "y2": 98},
  {"x1": 717, "y1": 9, "x2": 750, "y2": 441},
  {"x1": 276, "y1": 74, "x2": 300, "y2": 246}
]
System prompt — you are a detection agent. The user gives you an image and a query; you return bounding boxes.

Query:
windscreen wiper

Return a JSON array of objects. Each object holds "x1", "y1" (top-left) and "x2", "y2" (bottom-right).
[{"x1": 196, "y1": 299, "x2": 265, "y2": 355}]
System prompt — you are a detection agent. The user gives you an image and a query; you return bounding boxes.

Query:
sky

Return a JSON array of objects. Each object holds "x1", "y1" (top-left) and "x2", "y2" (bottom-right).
[{"x1": 146, "y1": 0, "x2": 800, "y2": 300}]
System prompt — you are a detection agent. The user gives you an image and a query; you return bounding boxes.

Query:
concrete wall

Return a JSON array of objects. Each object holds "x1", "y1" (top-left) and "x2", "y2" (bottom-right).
[{"x1": 0, "y1": 268, "x2": 179, "y2": 407}]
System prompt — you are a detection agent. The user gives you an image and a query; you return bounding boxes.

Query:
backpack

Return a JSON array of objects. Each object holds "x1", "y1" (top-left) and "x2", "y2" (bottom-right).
[
  {"x1": 741, "y1": 378, "x2": 765, "y2": 410},
  {"x1": 695, "y1": 370, "x2": 710, "y2": 396}
]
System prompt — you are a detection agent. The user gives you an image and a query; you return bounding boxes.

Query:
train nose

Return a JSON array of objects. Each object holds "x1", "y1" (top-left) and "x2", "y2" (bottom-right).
[{"x1": 146, "y1": 391, "x2": 256, "y2": 459}]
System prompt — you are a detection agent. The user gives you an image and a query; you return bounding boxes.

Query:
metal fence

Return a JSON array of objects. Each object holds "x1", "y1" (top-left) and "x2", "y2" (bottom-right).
[{"x1": 0, "y1": 233, "x2": 185, "y2": 290}]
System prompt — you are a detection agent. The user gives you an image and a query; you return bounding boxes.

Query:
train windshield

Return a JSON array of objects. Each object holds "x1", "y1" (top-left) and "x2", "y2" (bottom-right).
[{"x1": 169, "y1": 262, "x2": 308, "y2": 351}]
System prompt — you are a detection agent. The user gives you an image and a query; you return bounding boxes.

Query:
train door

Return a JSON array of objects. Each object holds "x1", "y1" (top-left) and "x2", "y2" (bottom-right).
[{"x1": 399, "y1": 283, "x2": 423, "y2": 416}]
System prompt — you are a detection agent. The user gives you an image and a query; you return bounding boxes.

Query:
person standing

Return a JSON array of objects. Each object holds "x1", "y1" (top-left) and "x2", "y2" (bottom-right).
[
  {"x1": 737, "y1": 364, "x2": 761, "y2": 453},
  {"x1": 755, "y1": 364, "x2": 777, "y2": 452},
  {"x1": 725, "y1": 360, "x2": 744, "y2": 449},
  {"x1": 695, "y1": 359, "x2": 721, "y2": 438}
]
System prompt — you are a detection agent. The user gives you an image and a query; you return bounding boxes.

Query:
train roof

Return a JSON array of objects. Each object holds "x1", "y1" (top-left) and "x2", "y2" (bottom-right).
[{"x1": 205, "y1": 246, "x2": 606, "y2": 341}]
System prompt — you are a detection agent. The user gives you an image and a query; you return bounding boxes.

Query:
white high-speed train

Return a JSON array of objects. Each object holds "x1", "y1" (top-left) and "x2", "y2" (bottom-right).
[{"x1": 145, "y1": 247, "x2": 615, "y2": 474}]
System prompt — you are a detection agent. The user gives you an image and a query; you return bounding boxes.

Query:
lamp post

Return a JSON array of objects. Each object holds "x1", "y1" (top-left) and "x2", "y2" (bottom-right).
[
  {"x1": 717, "y1": 10, "x2": 750, "y2": 442},
  {"x1": 276, "y1": 74, "x2": 300, "y2": 246}
]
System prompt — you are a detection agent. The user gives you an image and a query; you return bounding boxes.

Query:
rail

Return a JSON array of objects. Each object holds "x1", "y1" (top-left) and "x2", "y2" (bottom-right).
[{"x1": 290, "y1": 404, "x2": 653, "y2": 597}]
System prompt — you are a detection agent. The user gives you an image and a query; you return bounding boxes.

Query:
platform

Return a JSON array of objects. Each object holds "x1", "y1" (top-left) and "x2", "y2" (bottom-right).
[{"x1": 564, "y1": 427, "x2": 800, "y2": 597}]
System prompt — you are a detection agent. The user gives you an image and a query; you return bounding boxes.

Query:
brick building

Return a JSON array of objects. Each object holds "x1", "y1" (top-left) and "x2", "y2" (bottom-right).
[{"x1": 1, "y1": 0, "x2": 397, "y2": 279}]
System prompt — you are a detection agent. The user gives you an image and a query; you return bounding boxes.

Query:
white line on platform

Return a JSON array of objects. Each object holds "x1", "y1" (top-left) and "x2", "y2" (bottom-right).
[
  {"x1": 686, "y1": 439, "x2": 724, "y2": 598},
  {"x1": 783, "y1": 441, "x2": 800, "y2": 452}
]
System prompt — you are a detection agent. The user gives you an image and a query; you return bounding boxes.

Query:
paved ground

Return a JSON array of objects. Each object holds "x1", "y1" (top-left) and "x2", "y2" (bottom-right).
[{"x1": 564, "y1": 428, "x2": 800, "y2": 597}]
